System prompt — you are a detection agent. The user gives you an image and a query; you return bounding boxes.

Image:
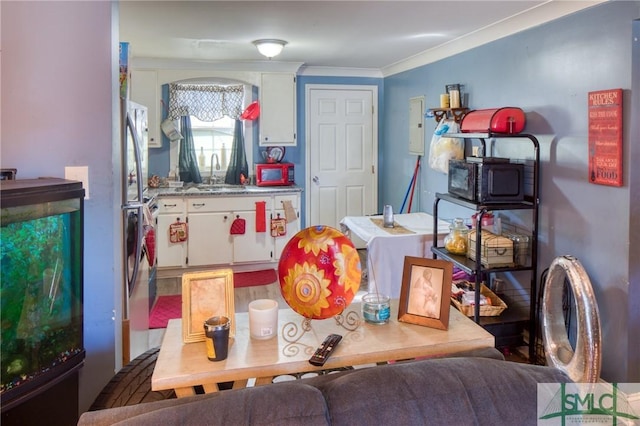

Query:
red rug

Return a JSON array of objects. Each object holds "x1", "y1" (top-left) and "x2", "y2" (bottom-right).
[
  {"x1": 149, "y1": 269, "x2": 278, "y2": 329},
  {"x1": 149, "y1": 295, "x2": 182, "y2": 329}
]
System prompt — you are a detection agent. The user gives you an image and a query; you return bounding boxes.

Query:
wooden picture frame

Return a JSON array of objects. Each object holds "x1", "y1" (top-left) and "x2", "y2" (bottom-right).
[
  {"x1": 182, "y1": 269, "x2": 235, "y2": 343},
  {"x1": 398, "y1": 256, "x2": 452, "y2": 330}
]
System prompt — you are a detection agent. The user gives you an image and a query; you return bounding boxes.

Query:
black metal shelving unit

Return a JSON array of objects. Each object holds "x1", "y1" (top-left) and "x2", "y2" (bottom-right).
[{"x1": 431, "y1": 132, "x2": 540, "y2": 361}]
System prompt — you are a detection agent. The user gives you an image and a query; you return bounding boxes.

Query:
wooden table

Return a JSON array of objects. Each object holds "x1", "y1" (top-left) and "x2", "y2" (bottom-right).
[{"x1": 152, "y1": 300, "x2": 494, "y2": 398}]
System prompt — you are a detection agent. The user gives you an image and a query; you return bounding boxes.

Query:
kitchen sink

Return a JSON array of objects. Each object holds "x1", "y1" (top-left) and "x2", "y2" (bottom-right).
[
  {"x1": 171, "y1": 184, "x2": 280, "y2": 194},
  {"x1": 177, "y1": 184, "x2": 246, "y2": 193},
  {"x1": 197, "y1": 184, "x2": 244, "y2": 190}
]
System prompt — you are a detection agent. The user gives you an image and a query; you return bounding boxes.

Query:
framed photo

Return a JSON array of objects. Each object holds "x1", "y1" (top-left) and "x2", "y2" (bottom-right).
[
  {"x1": 182, "y1": 269, "x2": 235, "y2": 343},
  {"x1": 398, "y1": 256, "x2": 452, "y2": 330}
]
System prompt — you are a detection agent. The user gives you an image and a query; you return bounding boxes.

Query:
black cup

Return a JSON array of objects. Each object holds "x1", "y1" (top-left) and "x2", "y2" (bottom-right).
[{"x1": 204, "y1": 316, "x2": 230, "y2": 361}]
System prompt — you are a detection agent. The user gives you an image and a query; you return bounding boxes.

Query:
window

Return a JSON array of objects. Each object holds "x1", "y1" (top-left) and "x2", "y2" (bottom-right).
[
  {"x1": 167, "y1": 80, "x2": 254, "y2": 178},
  {"x1": 190, "y1": 115, "x2": 235, "y2": 176}
]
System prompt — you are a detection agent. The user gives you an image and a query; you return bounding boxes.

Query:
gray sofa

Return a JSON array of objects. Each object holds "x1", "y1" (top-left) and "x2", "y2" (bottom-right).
[{"x1": 78, "y1": 350, "x2": 571, "y2": 426}]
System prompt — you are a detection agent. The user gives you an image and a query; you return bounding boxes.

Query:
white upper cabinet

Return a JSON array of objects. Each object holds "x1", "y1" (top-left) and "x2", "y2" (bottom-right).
[
  {"x1": 259, "y1": 73, "x2": 296, "y2": 146},
  {"x1": 131, "y1": 70, "x2": 161, "y2": 148}
]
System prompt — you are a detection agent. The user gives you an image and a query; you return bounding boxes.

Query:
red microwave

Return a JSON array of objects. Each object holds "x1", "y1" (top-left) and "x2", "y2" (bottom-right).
[{"x1": 255, "y1": 163, "x2": 294, "y2": 186}]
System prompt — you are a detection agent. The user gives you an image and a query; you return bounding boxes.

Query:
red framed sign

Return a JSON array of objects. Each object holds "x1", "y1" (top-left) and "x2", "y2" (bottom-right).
[{"x1": 588, "y1": 88, "x2": 623, "y2": 186}]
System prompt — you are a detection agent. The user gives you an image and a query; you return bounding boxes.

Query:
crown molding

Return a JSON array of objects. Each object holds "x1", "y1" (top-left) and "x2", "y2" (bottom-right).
[
  {"x1": 382, "y1": 0, "x2": 607, "y2": 77},
  {"x1": 130, "y1": 57, "x2": 304, "y2": 74},
  {"x1": 297, "y1": 66, "x2": 383, "y2": 78}
]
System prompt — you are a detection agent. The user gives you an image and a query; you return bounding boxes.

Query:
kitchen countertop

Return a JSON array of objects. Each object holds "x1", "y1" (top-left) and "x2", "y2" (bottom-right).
[{"x1": 149, "y1": 184, "x2": 303, "y2": 198}]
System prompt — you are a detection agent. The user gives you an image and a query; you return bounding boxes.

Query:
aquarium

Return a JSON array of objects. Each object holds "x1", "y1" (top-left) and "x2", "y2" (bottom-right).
[{"x1": 0, "y1": 179, "x2": 84, "y2": 411}]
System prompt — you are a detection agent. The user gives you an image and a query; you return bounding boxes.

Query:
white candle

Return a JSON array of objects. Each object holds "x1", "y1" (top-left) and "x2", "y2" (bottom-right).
[
  {"x1": 449, "y1": 90, "x2": 460, "y2": 108},
  {"x1": 248, "y1": 299, "x2": 279, "y2": 340}
]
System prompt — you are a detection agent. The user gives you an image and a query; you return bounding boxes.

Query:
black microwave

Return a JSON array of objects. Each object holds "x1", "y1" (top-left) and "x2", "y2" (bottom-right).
[{"x1": 448, "y1": 157, "x2": 525, "y2": 203}]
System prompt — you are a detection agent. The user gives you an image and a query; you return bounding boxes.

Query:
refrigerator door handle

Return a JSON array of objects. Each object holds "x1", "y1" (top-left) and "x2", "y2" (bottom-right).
[
  {"x1": 122, "y1": 201, "x2": 144, "y2": 210},
  {"x1": 124, "y1": 204, "x2": 145, "y2": 297},
  {"x1": 127, "y1": 111, "x2": 145, "y2": 204}
]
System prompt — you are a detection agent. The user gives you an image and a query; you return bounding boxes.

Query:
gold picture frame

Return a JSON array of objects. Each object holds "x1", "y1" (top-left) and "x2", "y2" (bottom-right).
[
  {"x1": 182, "y1": 269, "x2": 235, "y2": 343},
  {"x1": 398, "y1": 256, "x2": 452, "y2": 330}
]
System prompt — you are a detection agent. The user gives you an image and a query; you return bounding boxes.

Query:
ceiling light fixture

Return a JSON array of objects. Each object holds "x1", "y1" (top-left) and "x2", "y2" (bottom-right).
[{"x1": 253, "y1": 39, "x2": 287, "y2": 59}]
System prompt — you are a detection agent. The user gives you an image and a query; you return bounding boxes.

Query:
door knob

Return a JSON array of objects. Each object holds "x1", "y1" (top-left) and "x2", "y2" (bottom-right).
[{"x1": 312, "y1": 176, "x2": 320, "y2": 184}]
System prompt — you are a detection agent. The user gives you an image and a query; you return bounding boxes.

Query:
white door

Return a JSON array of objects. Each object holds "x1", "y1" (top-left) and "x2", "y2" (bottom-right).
[{"x1": 307, "y1": 86, "x2": 377, "y2": 229}]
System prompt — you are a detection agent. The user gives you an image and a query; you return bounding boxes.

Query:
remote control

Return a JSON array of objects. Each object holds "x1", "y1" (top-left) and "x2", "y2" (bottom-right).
[{"x1": 309, "y1": 334, "x2": 342, "y2": 366}]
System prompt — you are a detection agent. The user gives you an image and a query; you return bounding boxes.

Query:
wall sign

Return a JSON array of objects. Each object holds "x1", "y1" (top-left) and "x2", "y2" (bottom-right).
[{"x1": 588, "y1": 88, "x2": 623, "y2": 186}]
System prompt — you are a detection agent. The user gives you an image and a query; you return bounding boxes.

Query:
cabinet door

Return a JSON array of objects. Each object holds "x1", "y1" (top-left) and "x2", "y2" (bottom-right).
[
  {"x1": 131, "y1": 70, "x2": 160, "y2": 148},
  {"x1": 259, "y1": 73, "x2": 296, "y2": 146},
  {"x1": 232, "y1": 211, "x2": 273, "y2": 263},
  {"x1": 156, "y1": 214, "x2": 185, "y2": 268},
  {"x1": 188, "y1": 212, "x2": 233, "y2": 266},
  {"x1": 273, "y1": 194, "x2": 301, "y2": 260},
  {"x1": 273, "y1": 210, "x2": 299, "y2": 260}
]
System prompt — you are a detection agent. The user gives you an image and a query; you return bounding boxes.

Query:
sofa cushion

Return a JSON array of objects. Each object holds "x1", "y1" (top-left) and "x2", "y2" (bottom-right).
[
  {"x1": 314, "y1": 357, "x2": 572, "y2": 426},
  {"x1": 78, "y1": 381, "x2": 330, "y2": 426}
]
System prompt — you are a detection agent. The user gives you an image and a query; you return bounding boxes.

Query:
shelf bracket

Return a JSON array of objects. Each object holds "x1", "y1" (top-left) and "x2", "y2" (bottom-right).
[{"x1": 430, "y1": 108, "x2": 469, "y2": 124}]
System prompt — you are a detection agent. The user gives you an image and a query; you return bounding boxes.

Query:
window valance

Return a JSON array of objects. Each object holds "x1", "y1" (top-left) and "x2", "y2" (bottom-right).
[{"x1": 168, "y1": 83, "x2": 244, "y2": 121}]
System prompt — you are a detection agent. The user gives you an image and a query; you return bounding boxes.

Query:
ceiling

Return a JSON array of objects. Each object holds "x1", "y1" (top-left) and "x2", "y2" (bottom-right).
[{"x1": 119, "y1": 1, "x2": 603, "y2": 75}]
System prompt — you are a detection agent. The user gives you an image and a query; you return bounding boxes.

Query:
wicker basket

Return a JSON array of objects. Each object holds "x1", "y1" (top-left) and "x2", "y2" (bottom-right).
[{"x1": 451, "y1": 282, "x2": 507, "y2": 317}]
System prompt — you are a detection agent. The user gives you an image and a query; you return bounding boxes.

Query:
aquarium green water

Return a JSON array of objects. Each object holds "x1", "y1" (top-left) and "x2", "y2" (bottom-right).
[{"x1": 1, "y1": 198, "x2": 83, "y2": 394}]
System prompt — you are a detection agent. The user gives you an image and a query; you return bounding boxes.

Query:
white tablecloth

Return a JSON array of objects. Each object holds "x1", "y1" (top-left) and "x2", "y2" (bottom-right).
[{"x1": 340, "y1": 212, "x2": 451, "y2": 298}]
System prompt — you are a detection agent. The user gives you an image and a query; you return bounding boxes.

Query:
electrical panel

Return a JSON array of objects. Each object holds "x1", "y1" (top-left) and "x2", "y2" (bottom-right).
[{"x1": 409, "y1": 96, "x2": 425, "y2": 155}]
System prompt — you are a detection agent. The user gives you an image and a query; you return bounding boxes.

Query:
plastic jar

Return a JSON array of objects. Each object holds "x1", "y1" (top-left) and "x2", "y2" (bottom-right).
[
  {"x1": 444, "y1": 218, "x2": 469, "y2": 255},
  {"x1": 471, "y1": 212, "x2": 494, "y2": 228}
]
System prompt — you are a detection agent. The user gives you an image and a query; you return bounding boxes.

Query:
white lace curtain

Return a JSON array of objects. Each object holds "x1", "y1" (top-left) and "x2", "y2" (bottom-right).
[{"x1": 168, "y1": 83, "x2": 244, "y2": 121}]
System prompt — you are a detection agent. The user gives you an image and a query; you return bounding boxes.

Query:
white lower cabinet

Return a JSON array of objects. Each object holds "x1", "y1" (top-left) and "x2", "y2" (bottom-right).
[
  {"x1": 156, "y1": 198, "x2": 186, "y2": 268},
  {"x1": 232, "y1": 210, "x2": 273, "y2": 263},
  {"x1": 156, "y1": 191, "x2": 301, "y2": 269},
  {"x1": 274, "y1": 194, "x2": 300, "y2": 260},
  {"x1": 188, "y1": 212, "x2": 233, "y2": 266},
  {"x1": 185, "y1": 195, "x2": 276, "y2": 266}
]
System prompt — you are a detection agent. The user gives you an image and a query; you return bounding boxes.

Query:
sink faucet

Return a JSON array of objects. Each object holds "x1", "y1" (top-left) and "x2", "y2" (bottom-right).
[{"x1": 209, "y1": 153, "x2": 220, "y2": 184}]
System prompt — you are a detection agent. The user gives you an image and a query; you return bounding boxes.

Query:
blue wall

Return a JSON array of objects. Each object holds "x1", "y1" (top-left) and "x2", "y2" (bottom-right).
[{"x1": 381, "y1": 2, "x2": 639, "y2": 382}]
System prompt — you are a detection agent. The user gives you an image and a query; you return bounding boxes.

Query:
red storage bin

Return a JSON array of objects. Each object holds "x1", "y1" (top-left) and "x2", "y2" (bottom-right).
[{"x1": 461, "y1": 107, "x2": 526, "y2": 134}]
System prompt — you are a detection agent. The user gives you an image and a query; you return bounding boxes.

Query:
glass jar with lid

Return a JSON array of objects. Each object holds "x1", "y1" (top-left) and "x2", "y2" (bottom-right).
[{"x1": 444, "y1": 218, "x2": 469, "y2": 255}]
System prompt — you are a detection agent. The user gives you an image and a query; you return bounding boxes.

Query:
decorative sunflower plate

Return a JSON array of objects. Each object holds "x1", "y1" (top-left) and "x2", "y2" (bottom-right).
[{"x1": 278, "y1": 226, "x2": 361, "y2": 320}]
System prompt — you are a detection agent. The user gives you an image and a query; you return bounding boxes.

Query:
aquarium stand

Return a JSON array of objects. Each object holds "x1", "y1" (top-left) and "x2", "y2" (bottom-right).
[
  {"x1": 1, "y1": 179, "x2": 86, "y2": 425},
  {"x1": 1, "y1": 355, "x2": 83, "y2": 426}
]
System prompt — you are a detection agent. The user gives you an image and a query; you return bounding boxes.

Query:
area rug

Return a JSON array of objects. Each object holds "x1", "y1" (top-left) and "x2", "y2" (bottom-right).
[
  {"x1": 149, "y1": 295, "x2": 182, "y2": 329},
  {"x1": 234, "y1": 268, "x2": 277, "y2": 289},
  {"x1": 149, "y1": 269, "x2": 278, "y2": 329}
]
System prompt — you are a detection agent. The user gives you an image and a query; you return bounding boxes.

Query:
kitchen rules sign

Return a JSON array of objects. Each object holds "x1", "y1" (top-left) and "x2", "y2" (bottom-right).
[{"x1": 588, "y1": 88, "x2": 623, "y2": 186}]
